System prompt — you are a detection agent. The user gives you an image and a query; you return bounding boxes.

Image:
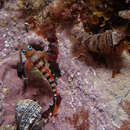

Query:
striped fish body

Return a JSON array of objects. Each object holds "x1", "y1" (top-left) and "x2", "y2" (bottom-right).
[{"x1": 27, "y1": 51, "x2": 59, "y2": 116}]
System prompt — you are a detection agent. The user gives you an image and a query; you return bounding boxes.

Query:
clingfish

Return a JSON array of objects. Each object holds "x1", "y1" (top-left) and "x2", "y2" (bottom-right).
[{"x1": 21, "y1": 44, "x2": 60, "y2": 118}]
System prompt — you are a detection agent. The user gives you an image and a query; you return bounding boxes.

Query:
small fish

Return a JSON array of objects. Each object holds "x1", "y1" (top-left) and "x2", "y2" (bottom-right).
[{"x1": 18, "y1": 44, "x2": 61, "y2": 118}]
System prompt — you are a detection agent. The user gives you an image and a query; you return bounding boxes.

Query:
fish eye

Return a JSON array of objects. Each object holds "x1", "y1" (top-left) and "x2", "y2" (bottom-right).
[
  {"x1": 22, "y1": 49, "x2": 26, "y2": 54},
  {"x1": 27, "y1": 45, "x2": 32, "y2": 50}
]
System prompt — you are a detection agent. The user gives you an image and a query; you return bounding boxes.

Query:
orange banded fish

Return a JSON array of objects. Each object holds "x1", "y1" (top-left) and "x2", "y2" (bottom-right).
[{"x1": 18, "y1": 44, "x2": 61, "y2": 119}]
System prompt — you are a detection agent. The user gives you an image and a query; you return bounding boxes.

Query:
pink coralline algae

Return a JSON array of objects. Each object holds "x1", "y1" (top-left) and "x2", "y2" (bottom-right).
[
  {"x1": 0, "y1": 0, "x2": 130, "y2": 130},
  {"x1": 65, "y1": 108, "x2": 90, "y2": 130}
]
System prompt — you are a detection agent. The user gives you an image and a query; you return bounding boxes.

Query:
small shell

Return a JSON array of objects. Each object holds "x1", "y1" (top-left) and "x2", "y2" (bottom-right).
[
  {"x1": 72, "y1": 30, "x2": 125, "y2": 54},
  {"x1": 16, "y1": 99, "x2": 43, "y2": 130},
  {"x1": 118, "y1": 10, "x2": 130, "y2": 20}
]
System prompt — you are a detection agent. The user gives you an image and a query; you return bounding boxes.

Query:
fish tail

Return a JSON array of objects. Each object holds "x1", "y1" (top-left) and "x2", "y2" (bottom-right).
[{"x1": 40, "y1": 66, "x2": 59, "y2": 115}]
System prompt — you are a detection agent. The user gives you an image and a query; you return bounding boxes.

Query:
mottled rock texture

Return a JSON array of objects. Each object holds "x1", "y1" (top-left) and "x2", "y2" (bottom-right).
[{"x1": 0, "y1": 0, "x2": 130, "y2": 130}]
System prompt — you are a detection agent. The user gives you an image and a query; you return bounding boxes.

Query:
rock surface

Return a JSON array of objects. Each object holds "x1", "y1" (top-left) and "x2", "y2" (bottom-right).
[{"x1": 0, "y1": 0, "x2": 130, "y2": 130}]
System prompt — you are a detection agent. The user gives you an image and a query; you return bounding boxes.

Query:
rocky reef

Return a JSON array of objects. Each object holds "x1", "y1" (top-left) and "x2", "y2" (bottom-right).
[{"x1": 0, "y1": 0, "x2": 130, "y2": 130}]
